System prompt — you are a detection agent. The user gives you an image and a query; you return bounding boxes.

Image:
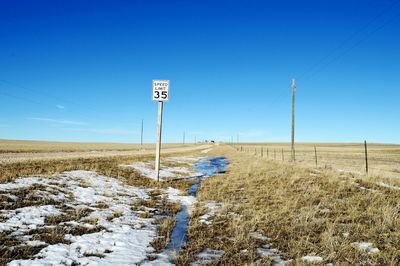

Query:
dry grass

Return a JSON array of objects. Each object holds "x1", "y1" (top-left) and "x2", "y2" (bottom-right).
[
  {"x1": 0, "y1": 205, "x2": 104, "y2": 266},
  {"x1": 152, "y1": 217, "x2": 177, "y2": 252},
  {"x1": 0, "y1": 139, "x2": 210, "y2": 164},
  {"x1": 0, "y1": 148, "x2": 203, "y2": 265},
  {"x1": 0, "y1": 155, "x2": 195, "y2": 193},
  {"x1": 0, "y1": 139, "x2": 188, "y2": 153},
  {"x1": 237, "y1": 142, "x2": 400, "y2": 179},
  {"x1": 0, "y1": 233, "x2": 48, "y2": 266},
  {"x1": 178, "y1": 145, "x2": 400, "y2": 265}
]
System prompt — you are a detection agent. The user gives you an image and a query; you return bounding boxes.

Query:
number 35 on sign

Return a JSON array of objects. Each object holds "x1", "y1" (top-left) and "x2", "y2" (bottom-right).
[{"x1": 152, "y1": 80, "x2": 170, "y2": 101}]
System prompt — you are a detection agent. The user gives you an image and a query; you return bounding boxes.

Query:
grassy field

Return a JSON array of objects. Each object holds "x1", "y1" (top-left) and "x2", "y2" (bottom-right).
[
  {"x1": 1, "y1": 142, "x2": 399, "y2": 265},
  {"x1": 0, "y1": 139, "x2": 190, "y2": 153},
  {"x1": 178, "y1": 145, "x2": 400, "y2": 265},
  {"x1": 235, "y1": 142, "x2": 400, "y2": 179}
]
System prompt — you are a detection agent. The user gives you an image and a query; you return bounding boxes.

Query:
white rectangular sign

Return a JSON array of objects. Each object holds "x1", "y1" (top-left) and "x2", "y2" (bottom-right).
[{"x1": 152, "y1": 80, "x2": 170, "y2": 101}]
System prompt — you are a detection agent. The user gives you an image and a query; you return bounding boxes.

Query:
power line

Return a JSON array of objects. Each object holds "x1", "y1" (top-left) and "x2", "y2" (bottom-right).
[
  {"x1": 298, "y1": 0, "x2": 400, "y2": 81},
  {"x1": 303, "y1": 12, "x2": 400, "y2": 82},
  {"x1": 0, "y1": 90, "x2": 55, "y2": 109},
  {"x1": 0, "y1": 79, "x2": 142, "y2": 127}
]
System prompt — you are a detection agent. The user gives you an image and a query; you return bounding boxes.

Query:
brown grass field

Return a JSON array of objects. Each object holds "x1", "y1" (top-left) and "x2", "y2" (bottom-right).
[
  {"x1": 0, "y1": 139, "x2": 190, "y2": 153},
  {"x1": 0, "y1": 140, "x2": 208, "y2": 164},
  {"x1": 178, "y1": 145, "x2": 400, "y2": 265},
  {"x1": 236, "y1": 142, "x2": 400, "y2": 179},
  {"x1": 0, "y1": 141, "x2": 399, "y2": 265}
]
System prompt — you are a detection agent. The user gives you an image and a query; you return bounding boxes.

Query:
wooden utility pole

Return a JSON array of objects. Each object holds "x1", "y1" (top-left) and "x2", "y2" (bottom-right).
[
  {"x1": 314, "y1": 146, "x2": 318, "y2": 167},
  {"x1": 291, "y1": 79, "x2": 296, "y2": 162},
  {"x1": 364, "y1": 140, "x2": 369, "y2": 175},
  {"x1": 140, "y1": 119, "x2": 144, "y2": 149},
  {"x1": 183, "y1": 131, "x2": 185, "y2": 144}
]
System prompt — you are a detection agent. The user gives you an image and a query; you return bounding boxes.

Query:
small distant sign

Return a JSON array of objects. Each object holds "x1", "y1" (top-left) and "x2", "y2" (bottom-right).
[{"x1": 152, "y1": 80, "x2": 170, "y2": 101}]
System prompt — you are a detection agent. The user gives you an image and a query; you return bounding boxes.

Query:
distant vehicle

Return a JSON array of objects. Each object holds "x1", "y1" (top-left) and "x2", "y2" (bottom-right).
[{"x1": 210, "y1": 140, "x2": 215, "y2": 143}]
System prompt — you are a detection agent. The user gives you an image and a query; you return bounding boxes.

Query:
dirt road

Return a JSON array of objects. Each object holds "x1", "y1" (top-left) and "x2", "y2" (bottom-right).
[{"x1": 0, "y1": 144, "x2": 213, "y2": 164}]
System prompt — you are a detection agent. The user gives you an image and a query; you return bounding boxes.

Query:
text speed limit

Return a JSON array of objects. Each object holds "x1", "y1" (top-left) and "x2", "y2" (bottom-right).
[{"x1": 152, "y1": 80, "x2": 170, "y2": 101}]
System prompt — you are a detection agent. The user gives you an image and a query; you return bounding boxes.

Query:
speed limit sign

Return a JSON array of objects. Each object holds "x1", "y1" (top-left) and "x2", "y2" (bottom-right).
[{"x1": 152, "y1": 80, "x2": 170, "y2": 101}]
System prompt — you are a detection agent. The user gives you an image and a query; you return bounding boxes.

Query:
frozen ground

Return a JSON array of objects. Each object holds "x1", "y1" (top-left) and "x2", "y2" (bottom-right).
[
  {"x1": 122, "y1": 156, "x2": 204, "y2": 181},
  {"x1": 0, "y1": 169, "x2": 195, "y2": 265},
  {"x1": 198, "y1": 201, "x2": 222, "y2": 225},
  {"x1": 352, "y1": 242, "x2": 380, "y2": 254}
]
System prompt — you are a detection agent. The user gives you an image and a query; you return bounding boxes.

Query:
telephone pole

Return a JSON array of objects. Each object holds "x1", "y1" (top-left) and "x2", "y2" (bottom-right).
[
  {"x1": 140, "y1": 119, "x2": 144, "y2": 149},
  {"x1": 291, "y1": 79, "x2": 296, "y2": 162},
  {"x1": 183, "y1": 131, "x2": 185, "y2": 144}
]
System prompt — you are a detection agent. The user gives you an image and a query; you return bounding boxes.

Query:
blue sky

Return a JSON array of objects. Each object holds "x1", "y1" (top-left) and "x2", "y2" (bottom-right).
[{"x1": 0, "y1": 0, "x2": 399, "y2": 143}]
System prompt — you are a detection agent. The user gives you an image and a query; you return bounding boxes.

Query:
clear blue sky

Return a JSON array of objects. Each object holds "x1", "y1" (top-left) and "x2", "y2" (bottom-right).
[{"x1": 0, "y1": 0, "x2": 399, "y2": 143}]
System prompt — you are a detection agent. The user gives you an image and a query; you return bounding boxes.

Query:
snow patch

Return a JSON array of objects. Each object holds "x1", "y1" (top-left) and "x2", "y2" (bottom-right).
[
  {"x1": 1, "y1": 171, "x2": 162, "y2": 265},
  {"x1": 352, "y1": 242, "x2": 380, "y2": 254},
  {"x1": 191, "y1": 248, "x2": 224, "y2": 265},
  {"x1": 201, "y1": 148, "x2": 212, "y2": 154},
  {"x1": 250, "y1": 232, "x2": 271, "y2": 242},
  {"x1": 122, "y1": 159, "x2": 203, "y2": 181},
  {"x1": 376, "y1": 182, "x2": 400, "y2": 191},
  {"x1": 199, "y1": 201, "x2": 222, "y2": 225},
  {"x1": 0, "y1": 205, "x2": 60, "y2": 235},
  {"x1": 257, "y1": 245, "x2": 289, "y2": 265},
  {"x1": 302, "y1": 255, "x2": 323, "y2": 263},
  {"x1": 165, "y1": 187, "x2": 196, "y2": 209}
]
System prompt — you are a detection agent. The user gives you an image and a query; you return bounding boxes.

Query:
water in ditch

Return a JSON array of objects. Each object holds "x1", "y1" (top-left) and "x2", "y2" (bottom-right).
[{"x1": 165, "y1": 157, "x2": 229, "y2": 253}]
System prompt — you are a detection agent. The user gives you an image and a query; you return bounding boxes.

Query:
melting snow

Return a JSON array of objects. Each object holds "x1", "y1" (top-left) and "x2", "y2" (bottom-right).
[
  {"x1": 302, "y1": 255, "x2": 323, "y2": 263},
  {"x1": 257, "y1": 245, "x2": 289, "y2": 265},
  {"x1": 199, "y1": 201, "x2": 222, "y2": 225},
  {"x1": 122, "y1": 158, "x2": 203, "y2": 181},
  {"x1": 0, "y1": 170, "x2": 191, "y2": 265},
  {"x1": 0, "y1": 205, "x2": 61, "y2": 235},
  {"x1": 250, "y1": 232, "x2": 271, "y2": 242},
  {"x1": 201, "y1": 148, "x2": 212, "y2": 154},
  {"x1": 376, "y1": 182, "x2": 400, "y2": 191},
  {"x1": 352, "y1": 242, "x2": 380, "y2": 254},
  {"x1": 191, "y1": 248, "x2": 224, "y2": 265}
]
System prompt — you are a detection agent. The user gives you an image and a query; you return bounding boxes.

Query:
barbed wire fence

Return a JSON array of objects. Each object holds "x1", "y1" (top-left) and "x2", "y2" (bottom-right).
[{"x1": 231, "y1": 142, "x2": 400, "y2": 178}]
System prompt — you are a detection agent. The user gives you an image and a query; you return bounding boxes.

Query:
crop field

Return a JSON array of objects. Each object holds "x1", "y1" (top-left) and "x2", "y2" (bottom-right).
[{"x1": 0, "y1": 143, "x2": 399, "y2": 265}]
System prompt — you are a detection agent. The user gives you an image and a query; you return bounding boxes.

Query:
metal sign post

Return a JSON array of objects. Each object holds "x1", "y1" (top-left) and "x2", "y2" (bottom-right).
[{"x1": 152, "y1": 80, "x2": 170, "y2": 182}]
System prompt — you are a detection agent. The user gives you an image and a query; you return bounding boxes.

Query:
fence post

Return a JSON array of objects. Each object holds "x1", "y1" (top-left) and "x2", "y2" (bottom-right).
[
  {"x1": 274, "y1": 149, "x2": 276, "y2": 160},
  {"x1": 364, "y1": 140, "x2": 369, "y2": 175},
  {"x1": 267, "y1": 148, "x2": 269, "y2": 159},
  {"x1": 314, "y1": 146, "x2": 318, "y2": 167},
  {"x1": 282, "y1": 148, "x2": 284, "y2": 161},
  {"x1": 261, "y1": 147, "x2": 264, "y2": 157}
]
